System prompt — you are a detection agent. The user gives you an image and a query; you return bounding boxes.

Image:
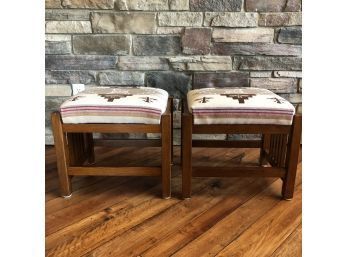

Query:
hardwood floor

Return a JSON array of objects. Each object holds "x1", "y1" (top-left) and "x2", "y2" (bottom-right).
[{"x1": 46, "y1": 145, "x2": 302, "y2": 257}]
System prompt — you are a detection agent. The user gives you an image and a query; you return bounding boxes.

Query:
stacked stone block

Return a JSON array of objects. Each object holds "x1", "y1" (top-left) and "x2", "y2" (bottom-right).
[{"x1": 45, "y1": 0, "x2": 302, "y2": 144}]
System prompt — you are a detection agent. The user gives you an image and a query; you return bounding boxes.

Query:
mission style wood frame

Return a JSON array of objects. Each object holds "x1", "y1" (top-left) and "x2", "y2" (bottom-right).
[
  {"x1": 181, "y1": 102, "x2": 302, "y2": 200},
  {"x1": 51, "y1": 98, "x2": 173, "y2": 199}
]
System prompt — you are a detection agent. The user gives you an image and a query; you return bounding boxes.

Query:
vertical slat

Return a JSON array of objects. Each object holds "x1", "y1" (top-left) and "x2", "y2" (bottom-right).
[
  {"x1": 259, "y1": 134, "x2": 265, "y2": 165},
  {"x1": 269, "y1": 135, "x2": 275, "y2": 161},
  {"x1": 51, "y1": 112, "x2": 72, "y2": 197},
  {"x1": 182, "y1": 111, "x2": 193, "y2": 199},
  {"x1": 274, "y1": 135, "x2": 281, "y2": 166},
  {"x1": 277, "y1": 134, "x2": 287, "y2": 168},
  {"x1": 67, "y1": 133, "x2": 77, "y2": 166},
  {"x1": 85, "y1": 133, "x2": 95, "y2": 164},
  {"x1": 67, "y1": 133, "x2": 85, "y2": 166},
  {"x1": 161, "y1": 113, "x2": 171, "y2": 199},
  {"x1": 77, "y1": 133, "x2": 84, "y2": 163},
  {"x1": 282, "y1": 115, "x2": 302, "y2": 199}
]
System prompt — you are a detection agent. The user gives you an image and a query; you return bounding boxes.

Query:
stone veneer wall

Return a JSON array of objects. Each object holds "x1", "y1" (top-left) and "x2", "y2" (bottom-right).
[{"x1": 45, "y1": 0, "x2": 302, "y2": 145}]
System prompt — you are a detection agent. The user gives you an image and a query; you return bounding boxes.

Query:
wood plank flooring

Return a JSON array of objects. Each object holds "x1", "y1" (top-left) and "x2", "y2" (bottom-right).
[{"x1": 46, "y1": 145, "x2": 302, "y2": 257}]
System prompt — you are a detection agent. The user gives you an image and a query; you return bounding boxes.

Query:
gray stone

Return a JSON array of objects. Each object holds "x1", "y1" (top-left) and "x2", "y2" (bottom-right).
[
  {"x1": 46, "y1": 0, "x2": 62, "y2": 8},
  {"x1": 233, "y1": 56, "x2": 302, "y2": 71},
  {"x1": 205, "y1": 12, "x2": 258, "y2": 27},
  {"x1": 278, "y1": 93, "x2": 302, "y2": 103},
  {"x1": 250, "y1": 78, "x2": 297, "y2": 93},
  {"x1": 73, "y1": 35, "x2": 130, "y2": 55},
  {"x1": 172, "y1": 98, "x2": 181, "y2": 111},
  {"x1": 118, "y1": 57, "x2": 169, "y2": 70},
  {"x1": 274, "y1": 71, "x2": 302, "y2": 78},
  {"x1": 212, "y1": 28, "x2": 274, "y2": 43},
  {"x1": 169, "y1": 56, "x2": 232, "y2": 71},
  {"x1": 246, "y1": 0, "x2": 301, "y2": 12},
  {"x1": 169, "y1": 0, "x2": 189, "y2": 10},
  {"x1": 98, "y1": 71, "x2": 145, "y2": 86},
  {"x1": 212, "y1": 43, "x2": 301, "y2": 56},
  {"x1": 299, "y1": 79, "x2": 302, "y2": 92},
  {"x1": 46, "y1": 128, "x2": 54, "y2": 145},
  {"x1": 227, "y1": 134, "x2": 261, "y2": 141},
  {"x1": 182, "y1": 28, "x2": 212, "y2": 55},
  {"x1": 45, "y1": 35, "x2": 71, "y2": 54},
  {"x1": 91, "y1": 12, "x2": 156, "y2": 34},
  {"x1": 249, "y1": 71, "x2": 272, "y2": 78},
  {"x1": 172, "y1": 128, "x2": 181, "y2": 146},
  {"x1": 45, "y1": 55, "x2": 117, "y2": 70},
  {"x1": 101, "y1": 133, "x2": 147, "y2": 140},
  {"x1": 115, "y1": 0, "x2": 168, "y2": 10},
  {"x1": 45, "y1": 70, "x2": 98, "y2": 84},
  {"x1": 193, "y1": 72, "x2": 249, "y2": 89},
  {"x1": 158, "y1": 12, "x2": 203, "y2": 26},
  {"x1": 45, "y1": 21, "x2": 92, "y2": 33},
  {"x1": 156, "y1": 27, "x2": 184, "y2": 34},
  {"x1": 285, "y1": 0, "x2": 302, "y2": 12},
  {"x1": 45, "y1": 10, "x2": 91, "y2": 20},
  {"x1": 133, "y1": 36, "x2": 181, "y2": 56},
  {"x1": 172, "y1": 110, "x2": 181, "y2": 128},
  {"x1": 190, "y1": 0, "x2": 242, "y2": 11},
  {"x1": 192, "y1": 134, "x2": 227, "y2": 140},
  {"x1": 61, "y1": 0, "x2": 114, "y2": 9},
  {"x1": 145, "y1": 71, "x2": 191, "y2": 98},
  {"x1": 45, "y1": 85, "x2": 72, "y2": 96},
  {"x1": 45, "y1": 96, "x2": 70, "y2": 127},
  {"x1": 259, "y1": 13, "x2": 302, "y2": 27},
  {"x1": 278, "y1": 27, "x2": 302, "y2": 44}
]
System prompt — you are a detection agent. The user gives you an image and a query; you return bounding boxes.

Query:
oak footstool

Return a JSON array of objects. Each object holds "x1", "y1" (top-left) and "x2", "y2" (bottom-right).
[
  {"x1": 181, "y1": 87, "x2": 301, "y2": 200},
  {"x1": 51, "y1": 86, "x2": 172, "y2": 199}
]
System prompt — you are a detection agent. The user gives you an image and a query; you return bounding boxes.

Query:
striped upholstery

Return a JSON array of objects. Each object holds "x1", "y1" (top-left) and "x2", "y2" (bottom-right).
[
  {"x1": 187, "y1": 87, "x2": 295, "y2": 125},
  {"x1": 60, "y1": 87, "x2": 168, "y2": 124}
]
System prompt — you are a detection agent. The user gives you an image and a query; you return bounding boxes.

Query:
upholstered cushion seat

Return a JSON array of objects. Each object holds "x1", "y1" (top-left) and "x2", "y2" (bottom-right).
[
  {"x1": 60, "y1": 87, "x2": 168, "y2": 124},
  {"x1": 187, "y1": 87, "x2": 295, "y2": 125}
]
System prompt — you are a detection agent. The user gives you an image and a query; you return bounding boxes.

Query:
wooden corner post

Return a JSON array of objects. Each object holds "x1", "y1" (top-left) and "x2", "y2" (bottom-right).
[
  {"x1": 282, "y1": 114, "x2": 302, "y2": 200},
  {"x1": 51, "y1": 111, "x2": 72, "y2": 197},
  {"x1": 182, "y1": 104, "x2": 192, "y2": 199},
  {"x1": 161, "y1": 103, "x2": 172, "y2": 199}
]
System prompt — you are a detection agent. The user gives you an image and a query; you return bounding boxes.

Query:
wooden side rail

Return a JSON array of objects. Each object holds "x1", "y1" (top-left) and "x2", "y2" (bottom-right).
[
  {"x1": 68, "y1": 167, "x2": 161, "y2": 176},
  {"x1": 94, "y1": 139, "x2": 161, "y2": 147},
  {"x1": 192, "y1": 139, "x2": 261, "y2": 148},
  {"x1": 192, "y1": 167, "x2": 286, "y2": 178}
]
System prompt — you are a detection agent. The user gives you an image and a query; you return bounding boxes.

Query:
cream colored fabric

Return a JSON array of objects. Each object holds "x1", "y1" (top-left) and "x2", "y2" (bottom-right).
[
  {"x1": 60, "y1": 87, "x2": 168, "y2": 124},
  {"x1": 187, "y1": 87, "x2": 295, "y2": 125}
]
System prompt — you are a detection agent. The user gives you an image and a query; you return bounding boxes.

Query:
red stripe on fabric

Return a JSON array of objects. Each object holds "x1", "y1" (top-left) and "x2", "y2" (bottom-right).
[
  {"x1": 192, "y1": 110, "x2": 294, "y2": 115},
  {"x1": 61, "y1": 107, "x2": 161, "y2": 115}
]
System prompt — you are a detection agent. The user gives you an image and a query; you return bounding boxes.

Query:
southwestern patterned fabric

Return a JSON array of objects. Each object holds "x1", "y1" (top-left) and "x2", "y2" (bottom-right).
[
  {"x1": 60, "y1": 87, "x2": 168, "y2": 124},
  {"x1": 187, "y1": 87, "x2": 295, "y2": 125}
]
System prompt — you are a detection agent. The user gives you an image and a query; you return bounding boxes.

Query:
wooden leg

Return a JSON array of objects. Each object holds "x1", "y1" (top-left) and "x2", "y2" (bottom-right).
[
  {"x1": 282, "y1": 115, "x2": 302, "y2": 200},
  {"x1": 85, "y1": 133, "x2": 95, "y2": 164},
  {"x1": 170, "y1": 98, "x2": 174, "y2": 165},
  {"x1": 51, "y1": 112, "x2": 72, "y2": 198},
  {"x1": 161, "y1": 113, "x2": 171, "y2": 199},
  {"x1": 182, "y1": 112, "x2": 192, "y2": 199}
]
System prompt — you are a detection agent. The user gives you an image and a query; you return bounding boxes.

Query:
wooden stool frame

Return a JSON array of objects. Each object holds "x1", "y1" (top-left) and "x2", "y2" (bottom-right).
[
  {"x1": 181, "y1": 102, "x2": 302, "y2": 200},
  {"x1": 51, "y1": 98, "x2": 173, "y2": 199}
]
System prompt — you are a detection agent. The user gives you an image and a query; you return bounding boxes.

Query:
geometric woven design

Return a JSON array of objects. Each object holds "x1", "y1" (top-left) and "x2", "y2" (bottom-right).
[
  {"x1": 187, "y1": 87, "x2": 295, "y2": 125},
  {"x1": 60, "y1": 87, "x2": 168, "y2": 124}
]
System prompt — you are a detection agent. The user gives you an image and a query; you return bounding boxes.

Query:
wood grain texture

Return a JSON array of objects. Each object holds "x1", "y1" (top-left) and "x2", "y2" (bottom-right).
[{"x1": 46, "y1": 146, "x2": 302, "y2": 257}]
